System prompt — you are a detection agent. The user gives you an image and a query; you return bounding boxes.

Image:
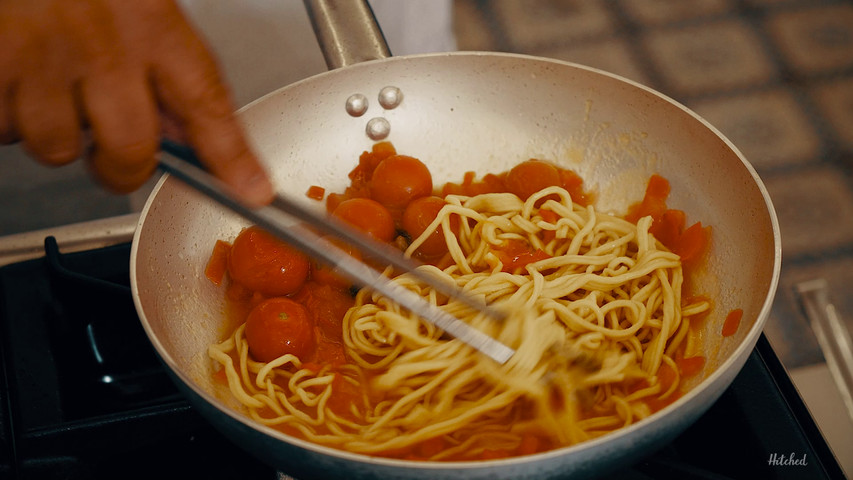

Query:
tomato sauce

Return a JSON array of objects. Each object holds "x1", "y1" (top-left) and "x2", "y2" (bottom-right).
[
  {"x1": 493, "y1": 238, "x2": 552, "y2": 273},
  {"x1": 305, "y1": 185, "x2": 325, "y2": 201},
  {"x1": 204, "y1": 239, "x2": 230, "y2": 286},
  {"x1": 722, "y1": 308, "x2": 743, "y2": 337},
  {"x1": 206, "y1": 142, "x2": 732, "y2": 459},
  {"x1": 625, "y1": 174, "x2": 711, "y2": 279}
]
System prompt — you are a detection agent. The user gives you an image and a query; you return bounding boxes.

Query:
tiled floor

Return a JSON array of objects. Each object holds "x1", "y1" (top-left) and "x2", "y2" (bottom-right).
[
  {"x1": 452, "y1": 0, "x2": 853, "y2": 371},
  {"x1": 2, "y1": 0, "x2": 853, "y2": 373}
]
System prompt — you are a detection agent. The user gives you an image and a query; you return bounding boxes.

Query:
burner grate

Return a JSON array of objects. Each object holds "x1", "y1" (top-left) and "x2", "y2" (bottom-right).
[
  {"x1": 0, "y1": 237, "x2": 844, "y2": 479},
  {"x1": 43, "y1": 236, "x2": 179, "y2": 419},
  {"x1": 0, "y1": 237, "x2": 275, "y2": 479}
]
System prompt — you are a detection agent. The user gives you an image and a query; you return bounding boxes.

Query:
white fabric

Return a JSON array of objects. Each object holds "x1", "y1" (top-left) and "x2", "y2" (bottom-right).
[{"x1": 178, "y1": 0, "x2": 456, "y2": 106}]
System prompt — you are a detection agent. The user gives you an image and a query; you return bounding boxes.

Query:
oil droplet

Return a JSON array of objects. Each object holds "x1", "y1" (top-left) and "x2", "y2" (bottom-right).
[
  {"x1": 378, "y1": 86, "x2": 403, "y2": 109},
  {"x1": 366, "y1": 117, "x2": 390, "y2": 140},
  {"x1": 345, "y1": 93, "x2": 368, "y2": 117}
]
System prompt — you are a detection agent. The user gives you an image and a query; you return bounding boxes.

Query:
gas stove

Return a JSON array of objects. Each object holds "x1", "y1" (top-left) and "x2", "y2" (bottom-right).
[{"x1": 0, "y1": 221, "x2": 844, "y2": 480}]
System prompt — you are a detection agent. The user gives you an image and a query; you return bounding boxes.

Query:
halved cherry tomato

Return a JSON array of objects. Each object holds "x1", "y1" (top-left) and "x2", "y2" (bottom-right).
[
  {"x1": 370, "y1": 155, "x2": 433, "y2": 209},
  {"x1": 649, "y1": 209, "x2": 685, "y2": 249},
  {"x1": 401, "y1": 196, "x2": 457, "y2": 257},
  {"x1": 351, "y1": 141, "x2": 396, "y2": 186},
  {"x1": 672, "y1": 222, "x2": 711, "y2": 264},
  {"x1": 505, "y1": 159, "x2": 561, "y2": 201},
  {"x1": 205, "y1": 240, "x2": 231, "y2": 286},
  {"x1": 244, "y1": 297, "x2": 315, "y2": 362},
  {"x1": 626, "y1": 174, "x2": 670, "y2": 224},
  {"x1": 493, "y1": 239, "x2": 551, "y2": 273},
  {"x1": 332, "y1": 197, "x2": 396, "y2": 243},
  {"x1": 559, "y1": 168, "x2": 593, "y2": 206},
  {"x1": 722, "y1": 309, "x2": 743, "y2": 337},
  {"x1": 227, "y1": 226, "x2": 310, "y2": 297},
  {"x1": 325, "y1": 143, "x2": 398, "y2": 213},
  {"x1": 440, "y1": 172, "x2": 507, "y2": 197},
  {"x1": 293, "y1": 281, "x2": 355, "y2": 343}
]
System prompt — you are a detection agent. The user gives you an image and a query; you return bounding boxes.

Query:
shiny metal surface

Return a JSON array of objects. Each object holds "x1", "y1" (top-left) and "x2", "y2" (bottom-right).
[
  {"x1": 0, "y1": 213, "x2": 138, "y2": 267},
  {"x1": 796, "y1": 279, "x2": 853, "y2": 424},
  {"x1": 303, "y1": 0, "x2": 390, "y2": 69},
  {"x1": 130, "y1": 1, "x2": 781, "y2": 478},
  {"x1": 131, "y1": 51, "x2": 781, "y2": 479},
  {"x1": 158, "y1": 142, "x2": 515, "y2": 364}
]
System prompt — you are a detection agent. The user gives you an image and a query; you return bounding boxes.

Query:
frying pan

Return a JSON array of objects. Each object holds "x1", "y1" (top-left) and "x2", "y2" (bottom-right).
[{"x1": 130, "y1": 1, "x2": 781, "y2": 479}]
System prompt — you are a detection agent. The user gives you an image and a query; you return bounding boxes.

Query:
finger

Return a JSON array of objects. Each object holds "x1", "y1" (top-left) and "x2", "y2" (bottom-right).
[
  {"x1": 159, "y1": 113, "x2": 186, "y2": 143},
  {"x1": 0, "y1": 81, "x2": 17, "y2": 144},
  {"x1": 149, "y1": 11, "x2": 273, "y2": 207},
  {"x1": 0, "y1": 7, "x2": 22, "y2": 144},
  {"x1": 50, "y1": 0, "x2": 159, "y2": 192},
  {"x1": 13, "y1": 76, "x2": 82, "y2": 166},
  {"x1": 80, "y1": 68, "x2": 160, "y2": 193},
  {"x1": 3, "y1": 1, "x2": 80, "y2": 161}
]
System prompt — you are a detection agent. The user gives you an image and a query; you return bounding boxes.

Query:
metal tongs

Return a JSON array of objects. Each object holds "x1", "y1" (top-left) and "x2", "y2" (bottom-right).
[{"x1": 158, "y1": 140, "x2": 515, "y2": 364}]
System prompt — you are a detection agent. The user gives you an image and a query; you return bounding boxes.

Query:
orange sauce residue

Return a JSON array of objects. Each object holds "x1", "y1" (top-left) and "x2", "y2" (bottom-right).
[
  {"x1": 204, "y1": 240, "x2": 231, "y2": 286},
  {"x1": 493, "y1": 238, "x2": 552, "y2": 273},
  {"x1": 203, "y1": 144, "x2": 731, "y2": 460},
  {"x1": 625, "y1": 174, "x2": 711, "y2": 275},
  {"x1": 306, "y1": 185, "x2": 326, "y2": 201},
  {"x1": 722, "y1": 309, "x2": 743, "y2": 337},
  {"x1": 677, "y1": 355, "x2": 706, "y2": 377}
]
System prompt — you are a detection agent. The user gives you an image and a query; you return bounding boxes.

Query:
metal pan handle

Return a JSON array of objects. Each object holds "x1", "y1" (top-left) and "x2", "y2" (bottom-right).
[
  {"x1": 303, "y1": 0, "x2": 391, "y2": 70},
  {"x1": 795, "y1": 279, "x2": 853, "y2": 423}
]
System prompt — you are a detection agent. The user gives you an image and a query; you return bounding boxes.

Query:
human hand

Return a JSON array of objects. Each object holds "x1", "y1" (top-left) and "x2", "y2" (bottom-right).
[{"x1": 0, "y1": 0, "x2": 274, "y2": 206}]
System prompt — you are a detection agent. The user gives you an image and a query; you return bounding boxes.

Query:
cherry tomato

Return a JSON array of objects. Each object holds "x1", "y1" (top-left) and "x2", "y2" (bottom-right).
[
  {"x1": 228, "y1": 226, "x2": 310, "y2": 297},
  {"x1": 293, "y1": 281, "x2": 355, "y2": 343},
  {"x1": 505, "y1": 160, "x2": 561, "y2": 201},
  {"x1": 332, "y1": 197, "x2": 396, "y2": 243},
  {"x1": 370, "y1": 155, "x2": 433, "y2": 208},
  {"x1": 244, "y1": 297, "x2": 315, "y2": 362},
  {"x1": 402, "y1": 196, "x2": 455, "y2": 257}
]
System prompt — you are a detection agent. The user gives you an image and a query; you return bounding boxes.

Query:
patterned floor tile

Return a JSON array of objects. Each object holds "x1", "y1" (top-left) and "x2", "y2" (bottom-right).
[
  {"x1": 453, "y1": 0, "x2": 499, "y2": 51},
  {"x1": 688, "y1": 88, "x2": 823, "y2": 170},
  {"x1": 744, "y1": 0, "x2": 824, "y2": 5},
  {"x1": 492, "y1": 0, "x2": 616, "y2": 50},
  {"x1": 745, "y1": 0, "x2": 820, "y2": 6},
  {"x1": 810, "y1": 77, "x2": 853, "y2": 152},
  {"x1": 763, "y1": 166, "x2": 853, "y2": 258},
  {"x1": 4, "y1": 0, "x2": 852, "y2": 376},
  {"x1": 769, "y1": 255, "x2": 853, "y2": 369},
  {"x1": 766, "y1": 299, "x2": 825, "y2": 369},
  {"x1": 618, "y1": 0, "x2": 734, "y2": 26},
  {"x1": 641, "y1": 19, "x2": 778, "y2": 97},
  {"x1": 530, "y1": 37, "x2": 651, "y2": 86},
  {"x1": 764, "y1": 4, "x2": 853, "y2": 76}
]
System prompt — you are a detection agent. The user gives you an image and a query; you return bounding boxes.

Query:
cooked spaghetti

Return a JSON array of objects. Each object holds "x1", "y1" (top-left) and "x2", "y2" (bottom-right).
[{"x1": 208, "y1": 178, "x2": 711, "y2": 460}]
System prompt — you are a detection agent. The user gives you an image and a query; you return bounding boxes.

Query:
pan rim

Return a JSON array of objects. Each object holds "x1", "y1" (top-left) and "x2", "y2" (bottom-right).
[{"x1": 130, "y1": 50, "x2": 782, "y2": 472}]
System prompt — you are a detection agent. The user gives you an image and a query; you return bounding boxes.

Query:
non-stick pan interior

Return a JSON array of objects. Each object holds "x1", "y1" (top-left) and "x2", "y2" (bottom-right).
[{"x1": 131, "y1": 52, "x2": 780, "y2": 479}]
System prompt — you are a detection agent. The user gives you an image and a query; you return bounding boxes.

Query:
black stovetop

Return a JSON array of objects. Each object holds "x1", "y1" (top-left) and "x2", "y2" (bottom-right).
[{"x1": 0, "y1": 238, "x2": 845, "y2": 480}]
